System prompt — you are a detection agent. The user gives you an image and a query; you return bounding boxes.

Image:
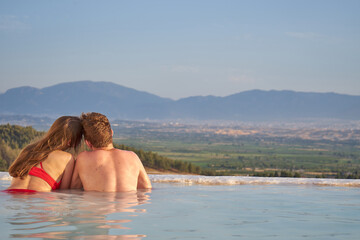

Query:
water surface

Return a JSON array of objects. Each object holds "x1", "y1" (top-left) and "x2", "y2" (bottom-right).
[{"x1": 1, "y1": 173, "x2": 360, "y2": 239}]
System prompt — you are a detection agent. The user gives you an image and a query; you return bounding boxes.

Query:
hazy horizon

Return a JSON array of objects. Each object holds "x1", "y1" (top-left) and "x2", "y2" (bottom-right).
[{"x1": 1, "y1": 80, "x2": 360, "y2": 100}]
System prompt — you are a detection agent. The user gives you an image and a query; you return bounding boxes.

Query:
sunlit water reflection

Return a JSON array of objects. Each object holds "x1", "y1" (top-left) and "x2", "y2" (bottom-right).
[{"x1": 1, "y1": 189, "x2": 150, "y2": 239}]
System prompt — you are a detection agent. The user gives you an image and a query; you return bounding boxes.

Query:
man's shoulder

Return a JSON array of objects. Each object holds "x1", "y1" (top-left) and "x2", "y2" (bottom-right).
[
  {"x1": 77, "y1": 149, "x2": 138, "y2": 158},
  {"x1": 77, "y1": 150, "x2": 91, "y2": 157},
  {"x1": 76, "y1": 150, "x2": 93, "y2": 161},
  {"x1": 75, "y1": 151, "x2": 101, "y2": 169},
  {"x1": 114, "y1": 149, "x2": 138, "y2": 158}
]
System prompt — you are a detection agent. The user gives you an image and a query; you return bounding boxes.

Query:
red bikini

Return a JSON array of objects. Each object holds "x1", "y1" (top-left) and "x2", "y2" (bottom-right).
[
  {"x1": 4, "y1": 162, "x2": 62, "y2": 193},
  {"x1": 29, "y1": 162, "x2": 62, "y2": 190},
  {"x1": 3, "y1": 189, "x2": 37, "y2": 194}
]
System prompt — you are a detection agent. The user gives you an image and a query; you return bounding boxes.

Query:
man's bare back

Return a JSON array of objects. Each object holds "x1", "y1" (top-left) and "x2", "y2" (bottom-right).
[{"x1": 71, "y1": 145, "x2": 152, "y2": 192}]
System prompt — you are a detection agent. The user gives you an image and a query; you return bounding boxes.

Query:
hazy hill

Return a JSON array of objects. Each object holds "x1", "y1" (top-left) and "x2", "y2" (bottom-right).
[
  {"x1": 1, "y1": 81, "x2": 359, "y2": 121},
  {"x1": 0, "y1": 81, "x2": 172, "y2": 119}
]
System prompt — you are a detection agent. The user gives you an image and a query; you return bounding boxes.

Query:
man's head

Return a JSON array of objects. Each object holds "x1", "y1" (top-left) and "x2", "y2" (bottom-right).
[{"x1": 81, "y1": 112, "x2": 112, "y2": 148}]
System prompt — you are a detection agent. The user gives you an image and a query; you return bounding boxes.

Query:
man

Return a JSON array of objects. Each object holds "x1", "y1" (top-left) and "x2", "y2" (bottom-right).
[{"x1": 71, "y1": 112, "x2": 152, "y2": 192}]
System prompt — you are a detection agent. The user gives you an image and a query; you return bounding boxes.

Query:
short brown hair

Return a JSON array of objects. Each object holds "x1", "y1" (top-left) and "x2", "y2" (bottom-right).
[{"x1": 81, "y1": 112, "x2": 112, "y2": 148}]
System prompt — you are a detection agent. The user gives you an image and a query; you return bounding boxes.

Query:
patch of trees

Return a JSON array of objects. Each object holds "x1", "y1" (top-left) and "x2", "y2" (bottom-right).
[
  {"x1": 253, "y1": 171, "x2": 301, "y2": 178},
  {"x1": 0, "y1": 124, "x2": 44, "y2": 149},
  {"x1": 336, "y1": 171, "x2": 360, "y2": 179},
  {"x1": 0, "y1": 124, "x2": 44, "y2": 171},
  {"x1": 0, "y1": 140, "x2": 18, "y2": 171},
  {"x1": 114, "y1": 144, "x2": 210, "y2": 175}
]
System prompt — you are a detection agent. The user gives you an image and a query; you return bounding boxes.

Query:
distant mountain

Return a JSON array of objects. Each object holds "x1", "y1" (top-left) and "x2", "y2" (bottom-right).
[
  {"x1": 172, "y1": 90, "x2": 360, "y2": 120},
  {"x1": 1, "y1": 81, "x2": 359, "y2": 121},
  {"x1": 0, "y1": 81, "x2": 172, "y2": 119}
]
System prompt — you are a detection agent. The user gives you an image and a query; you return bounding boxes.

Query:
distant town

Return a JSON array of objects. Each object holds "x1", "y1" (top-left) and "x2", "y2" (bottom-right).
[{"x1": 2, "y1": 114, "x2": 360, "y2": 142}]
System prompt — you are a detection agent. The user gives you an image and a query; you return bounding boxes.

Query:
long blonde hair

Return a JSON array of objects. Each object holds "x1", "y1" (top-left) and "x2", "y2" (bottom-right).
[{"x1": 8, "y1": 116, "x2": 83, "y2": 178}]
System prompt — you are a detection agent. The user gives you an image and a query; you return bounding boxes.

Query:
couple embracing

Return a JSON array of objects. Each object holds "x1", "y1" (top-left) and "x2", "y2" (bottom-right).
[{"x1": 6, "y1": 112, "x2": 152, "y2": 193}]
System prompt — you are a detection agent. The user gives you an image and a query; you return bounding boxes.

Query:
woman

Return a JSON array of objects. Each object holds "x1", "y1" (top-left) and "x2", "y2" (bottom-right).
[{"x1": 5, "y1": 116, "x2": 83, "y2": 193}]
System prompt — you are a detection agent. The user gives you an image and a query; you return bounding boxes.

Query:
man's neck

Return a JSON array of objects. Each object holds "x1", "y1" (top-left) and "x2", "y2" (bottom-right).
[{"x1": 91, "y1": 143, "x2": 114, "y2": 151}]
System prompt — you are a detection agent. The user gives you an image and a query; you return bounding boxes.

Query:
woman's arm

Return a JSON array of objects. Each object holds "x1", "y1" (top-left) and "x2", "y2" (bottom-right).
[
  {"x1": 59, "y1": 155, "x2": 75, "y2": 189},
  {"x1": 70, "y1": 157, "x2": 83, "y2": 189}
]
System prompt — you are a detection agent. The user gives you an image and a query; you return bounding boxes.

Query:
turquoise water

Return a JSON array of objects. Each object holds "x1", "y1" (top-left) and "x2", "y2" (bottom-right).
[{"x1": 1, "y1": 174, "x2": 360, "y2": 239}]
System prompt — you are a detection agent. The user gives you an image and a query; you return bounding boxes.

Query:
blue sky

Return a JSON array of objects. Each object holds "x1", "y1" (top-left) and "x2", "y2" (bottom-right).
[{"x1": 0, "y1": 0, "x2": 359, "y2": 99}]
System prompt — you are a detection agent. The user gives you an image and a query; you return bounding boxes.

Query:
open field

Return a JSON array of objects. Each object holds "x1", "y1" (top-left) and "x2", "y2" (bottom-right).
[{"x1": 112, "y1": 120, "x2": 360, "y2": 178}]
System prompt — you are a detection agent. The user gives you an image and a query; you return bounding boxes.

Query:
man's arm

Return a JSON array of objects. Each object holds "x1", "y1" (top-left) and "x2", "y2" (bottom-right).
[
  {"x1": 137, "y1": 156, "x2": 152, "y2": 189},
  {"x1": 70, "y1": 157, "x2": 83, "y2": 189}
]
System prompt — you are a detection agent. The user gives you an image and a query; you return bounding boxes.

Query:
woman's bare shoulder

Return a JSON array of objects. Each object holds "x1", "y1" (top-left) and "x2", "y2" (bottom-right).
[
  {"x1": 41, "y1": 150, "x2": 74, "y2": 173},
  {"x1": 48, "y1": 150, "x2": 73, "y2": 161}
]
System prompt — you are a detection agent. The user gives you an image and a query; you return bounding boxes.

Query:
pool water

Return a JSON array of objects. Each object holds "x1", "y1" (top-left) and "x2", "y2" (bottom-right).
[{"x1": 1, "y1": 174, "x2": 360, "y2": 239}]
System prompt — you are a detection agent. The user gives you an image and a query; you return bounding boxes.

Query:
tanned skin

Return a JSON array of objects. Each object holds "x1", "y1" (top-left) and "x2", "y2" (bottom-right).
[
  {"x1": 9, "y1": 150, "x2": 75, "y2": 191},
  {"x1": 71, "y1": 141, "x2": 152, "y2": 192}
]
